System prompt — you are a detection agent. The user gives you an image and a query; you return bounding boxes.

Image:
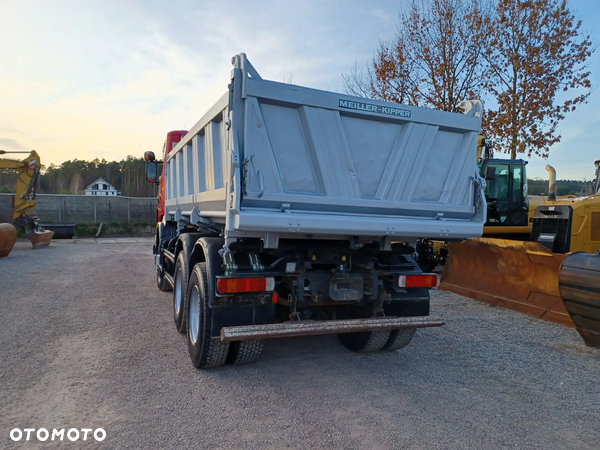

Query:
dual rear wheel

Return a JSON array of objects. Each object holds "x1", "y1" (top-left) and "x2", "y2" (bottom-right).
[
  {"x1": 170, "y1": 254, "x2": 415, "y2": 367},
  {"x1": 338, "y1": 328, "x2": 416, "y2": 353},
  {"x1": 173, "y1": 253, "x2": 188, "y2": 333},
  {"x1": 186, "y1": 262, "x2": 264, "y2": 369}
]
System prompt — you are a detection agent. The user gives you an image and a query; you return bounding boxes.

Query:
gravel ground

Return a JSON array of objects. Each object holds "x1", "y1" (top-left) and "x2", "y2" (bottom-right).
[{"x1": 1, "y1": 238, "x2": 599, "y2": 449}]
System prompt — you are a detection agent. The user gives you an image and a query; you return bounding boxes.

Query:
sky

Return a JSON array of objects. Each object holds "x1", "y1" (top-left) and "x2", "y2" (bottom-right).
[{"x1": 0, "y1": 0, "x2": 599, "y2": 180}]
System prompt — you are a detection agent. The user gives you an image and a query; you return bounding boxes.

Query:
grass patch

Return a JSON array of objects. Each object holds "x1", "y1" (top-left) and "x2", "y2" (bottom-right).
[{"x1": 76, "y1": 223, "x2": 155, "y2": 237}]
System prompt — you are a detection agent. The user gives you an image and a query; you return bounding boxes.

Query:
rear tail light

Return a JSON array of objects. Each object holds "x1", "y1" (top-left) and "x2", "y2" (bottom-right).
[
  {"x1": 398, "y1": 274, "x2": 438, "y2": 288},
  {"x1": 216, "y1": 277, "x2": 275, "y2": 294}
]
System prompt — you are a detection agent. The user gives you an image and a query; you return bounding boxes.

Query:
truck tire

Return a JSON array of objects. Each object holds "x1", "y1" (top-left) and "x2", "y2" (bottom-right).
[
  {"x1": 338, "y1": 330, "x2": 391, "y2": 353},
  {"x1": 416, "y1": 240, "x2": 437, "y2": 273},
  {"x1": 417, "y1": 260, "x2": 437, "y2": 273},
  {"x1": 381, "y1": 328, "x2": 416, "y2": 351},
  {"x1": 227, "y1": 340, "x2": 264, "y2": 365},
  {"x1": 187, "y1": 262, "x2": 230, "y2": 369},
  {"x1": 173, "y1": 252, "x2": 188, "y2": 333}
]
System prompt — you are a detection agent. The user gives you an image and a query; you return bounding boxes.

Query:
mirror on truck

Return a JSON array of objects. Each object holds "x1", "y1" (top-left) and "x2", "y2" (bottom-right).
[
  {"x1": 146, "y1": 161, "x2": 161, "y2": 184},
  {"x1": 144, "y1": 151, "x2": 156, "y2": 162},
  {"x1": 484, "y1": 166, "x2": 496, "y2": 181}
]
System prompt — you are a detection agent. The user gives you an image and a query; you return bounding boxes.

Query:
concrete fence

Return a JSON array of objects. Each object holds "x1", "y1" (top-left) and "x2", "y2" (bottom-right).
[{"x1": 0, "y1": 193, "x2": 157, "y2": 224}]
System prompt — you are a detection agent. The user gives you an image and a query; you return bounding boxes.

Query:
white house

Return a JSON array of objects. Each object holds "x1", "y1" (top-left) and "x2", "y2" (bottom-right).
[{"x1": 84, "y1": 178, "x2": 120, "y2": 196}]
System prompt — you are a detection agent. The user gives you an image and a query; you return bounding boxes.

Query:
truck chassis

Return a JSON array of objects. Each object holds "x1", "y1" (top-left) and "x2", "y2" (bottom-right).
[{"x1": 155, "y1": 223, "x2": 442, "y2": 368}]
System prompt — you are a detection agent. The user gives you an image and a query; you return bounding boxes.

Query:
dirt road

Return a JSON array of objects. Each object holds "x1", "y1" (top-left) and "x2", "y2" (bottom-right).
[{"x1": 1, "y1": 238, "x2": 599, "y2": 448}]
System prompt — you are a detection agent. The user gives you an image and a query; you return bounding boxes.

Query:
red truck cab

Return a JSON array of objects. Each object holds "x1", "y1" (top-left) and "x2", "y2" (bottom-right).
[
  {"x1": 150, "y1": 130, "x2": 187, "y2": 223},
  {"x1": 144, "y1": 130, "x2": 188, "y2": 293}
]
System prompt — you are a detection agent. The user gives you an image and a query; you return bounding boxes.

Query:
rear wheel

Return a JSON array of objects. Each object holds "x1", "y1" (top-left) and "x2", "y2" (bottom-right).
[
  {"x1": 173, "y1": 252, "x2": 188, "y2": 333},
  {"x1": 227, "y1": 340, "x2": 264, "y2": 365},
  {"x1": 416, "y1": 239, "x2": 437, "y2": 272},
  {"x1": 187, "y1": 263, "x2": 230, "y2": 369},
  {"x1": 416, "y1": 252, "x2": 437, "y2": 273},
  {"x1": 381, "y1": 328, "x2": 416, "y2": 351},
  {"x1": 338, "y1": 330, "x2": 391, "y2": 353}
]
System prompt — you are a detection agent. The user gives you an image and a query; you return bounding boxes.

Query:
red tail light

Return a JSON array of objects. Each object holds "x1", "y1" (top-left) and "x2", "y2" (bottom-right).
[
  {"x1": 398, "y1": 274, "x2": 438, "y2": 288},
  {"x1": 216, "y1": 277, "x2": 275, "y2": 294}
]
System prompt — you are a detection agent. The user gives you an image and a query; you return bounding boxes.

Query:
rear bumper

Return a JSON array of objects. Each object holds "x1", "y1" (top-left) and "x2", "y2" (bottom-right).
[{"x1": 220, "y1": 316, "x2": 444, "y2": 342}]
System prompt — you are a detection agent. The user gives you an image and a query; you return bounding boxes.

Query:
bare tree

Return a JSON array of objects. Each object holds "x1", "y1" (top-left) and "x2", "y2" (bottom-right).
[
  {"x1": 343, "y1": 0, "x2": 490, "y2": 112},
  {"x1": 483, "y1": 0, "x2": 593, "y2": 159},
  {"x1": 282, "y1": 73, "x2": 296, "y2": 85},
  {"x1": 404, "y1": 0, "x2": 490, "y2": 111},
  {"x1": 342, "y1": 60, "x2": 376, "y2": 99}
]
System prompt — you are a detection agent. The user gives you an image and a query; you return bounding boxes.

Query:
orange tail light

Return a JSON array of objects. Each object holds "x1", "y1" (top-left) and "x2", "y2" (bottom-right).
[
  {"x1": 398, "y1": 274, "x2": 438, "y2": 288},
  {"x1": 216, "y1": 277, "x2": 275, "y2": 294}
]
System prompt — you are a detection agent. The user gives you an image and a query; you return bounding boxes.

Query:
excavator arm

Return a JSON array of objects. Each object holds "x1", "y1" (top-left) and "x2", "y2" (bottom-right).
[
  {"x1": 0, "y1": 150, "x2": 41, "y2": 222},
  {"x1": 0, "y1": 150, "x2": 53, "y2": 255}
]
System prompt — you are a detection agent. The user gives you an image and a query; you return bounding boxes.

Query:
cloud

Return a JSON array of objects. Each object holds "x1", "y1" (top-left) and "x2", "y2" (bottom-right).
[{"x1": 0, "y1": 138, "x2": 27, "y2": 150}]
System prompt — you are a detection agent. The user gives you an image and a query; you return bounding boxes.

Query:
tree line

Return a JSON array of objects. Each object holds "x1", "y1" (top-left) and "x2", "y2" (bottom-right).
[
  {"x1": 0, "y1": 156, "x2": 593, "y2": 197},
  {"x1": 0, "y1": 156, "x2": 157, "y2": 197},
  {"x1": 343, "y1": 0, "x2": 593, "y2": 160},
  {"x1": 528, "y1": 178, "x2": 594, "y2": 196}
]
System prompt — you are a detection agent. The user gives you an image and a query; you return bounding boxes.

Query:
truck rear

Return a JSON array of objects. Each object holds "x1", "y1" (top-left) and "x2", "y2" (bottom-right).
[{"x1": 145, "y1": 53, "x2": 485, "y2": 368}]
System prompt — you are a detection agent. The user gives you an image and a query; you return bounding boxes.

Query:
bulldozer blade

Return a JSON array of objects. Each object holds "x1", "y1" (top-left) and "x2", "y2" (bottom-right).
[
  {"x1": 0, "y1": 223, "x2": 17, "y2": 257},
  {"x1": 26, "y1": 229, "x2": 55, "y2": 249},
  {"x1": 439, "y1": 238, "x2": 573, "y2": 327}
]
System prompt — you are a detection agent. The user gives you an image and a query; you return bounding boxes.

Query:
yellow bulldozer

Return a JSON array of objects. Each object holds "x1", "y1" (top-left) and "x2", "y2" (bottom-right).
[
  {"x1": 440, "y1": 160, "x2": 600, "y2": 347},
  {"x1": 0, "y1": 150, "x2": 54, "y2": 257}
]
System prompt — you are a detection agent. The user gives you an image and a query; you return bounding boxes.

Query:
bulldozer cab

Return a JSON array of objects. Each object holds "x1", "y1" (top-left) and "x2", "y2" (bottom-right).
[
  {"x1": 479, "y1": 159, "x2": 528, "y2": 227},
  {"x1": 593, "y1": 159, "x2": 600, "y2": 194}
]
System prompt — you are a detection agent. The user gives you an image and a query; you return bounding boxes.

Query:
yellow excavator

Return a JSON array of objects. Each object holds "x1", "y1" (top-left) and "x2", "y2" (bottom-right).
[
  {"x1": 0, "y1": 150, "x2": 54, "y2": 257},
  {"x1": 440, "y1": 160, "x2": 600, "y2": 346}
]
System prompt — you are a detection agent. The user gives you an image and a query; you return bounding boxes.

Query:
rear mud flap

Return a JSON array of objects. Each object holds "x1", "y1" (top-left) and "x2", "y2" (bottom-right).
[{"x1": 439, "y1": 238, "x2": 572, "y2": 326}]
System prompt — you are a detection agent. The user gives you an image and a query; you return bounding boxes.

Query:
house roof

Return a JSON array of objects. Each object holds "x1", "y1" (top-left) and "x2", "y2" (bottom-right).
[{"x1": 85, "y1": 177, "x2": 116, "y2": 190}]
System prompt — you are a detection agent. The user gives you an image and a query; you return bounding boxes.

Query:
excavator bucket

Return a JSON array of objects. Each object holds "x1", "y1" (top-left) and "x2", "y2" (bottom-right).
[
  {"x1": 439, "y1": 238, "x2": 573, "y2": 327},
  {"x1": 0, "y1": 223, "x2": 17, "y2": 257},
  {"x1": 26, "y1": 229, "x2": 54, "y2": 250}
]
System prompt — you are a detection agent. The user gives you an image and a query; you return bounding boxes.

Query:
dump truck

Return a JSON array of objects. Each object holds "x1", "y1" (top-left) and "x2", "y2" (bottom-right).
[
  {"x1": 144, "y1": 53, "x2": 486, "y2": 369},
  {"x1": 0, "y1": 150, "x2": 54, "y2": 256}
]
